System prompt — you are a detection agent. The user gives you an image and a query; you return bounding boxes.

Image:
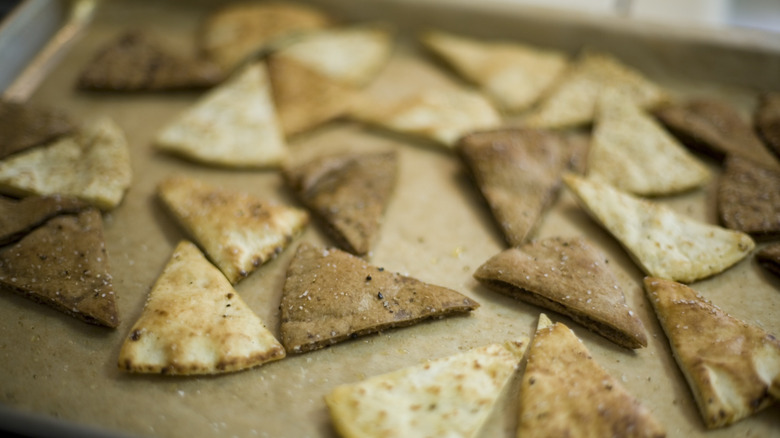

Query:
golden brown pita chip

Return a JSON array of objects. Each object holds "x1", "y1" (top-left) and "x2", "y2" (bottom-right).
[
  {"x1": 756, "y1": 242, "x2": 780, "y2": 277},
  {"x1": 0, "y1": 117, "x2": 132, "y2": 211},
  {"x1": 157, "y1": 175, "x2": 308, "y2": 284},
  {"x1": 118, "y1": 241, "x2": 285, "y2": 375},
  {"x1": 643, "y1": 277, "x2": 780, "y2": 428},
  {"x1": 756, "y1": 92, "x2": 780, "y2": 159},
  {"x1": 0, "y1": 100, "x2": 75, "y2": 160},
  {"x1": 280, "y1": 243, "x2": 479, "y2": 354},
  {"x1": 717, "y1": 155, "x2": 780, "y2": 240},
  {"x1": 518, "y1": 314, "x2": 666, "y2": 438},
  {"x1": 421, "y1": 29, "x2": 568, "y2": 113},
  {"x1": 458, "y1": 129, "x2": 571, "y2": 246},
  {"x1": 0, "y1": 195, "x2": 88, "y2": 246},
  {"x1": 326, "y1": 340, "x2": 527, "y2": 438},
  {"x1": 283, "y1": 151, "x2": 397, "y2": 256},
  {"x1": 0, "y1": 209, "x2": 119, "y2": 328},
  {"x1": 475, "y1": 236, "x2": 647, "y2": 349},
  {"x1": 563, "y1": 173, "x2": 755, "y2": 283}
]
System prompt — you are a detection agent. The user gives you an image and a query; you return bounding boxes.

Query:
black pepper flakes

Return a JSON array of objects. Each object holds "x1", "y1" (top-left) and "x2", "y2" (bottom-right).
[
  {"x1": 377, "y1": 267, "x2": 384, "y2": 272},
  {"x1": 377, "y1": 292, "x2": 384, "y2": 299},
  {"x1": 365, "y1": 275, "x2": 372, "y2": 281}
]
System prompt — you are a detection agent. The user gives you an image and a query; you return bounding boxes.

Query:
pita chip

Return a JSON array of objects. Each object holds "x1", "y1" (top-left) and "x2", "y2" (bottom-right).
[
  {"x1": 280, "y1": 243, "x2": 479, "y2": 354},
  {"x1": 518, "y1": 314, "x2": 666, "y2": 438},
  {"x1": 458, "y1": 129, "x2": 571, "y2": 246},
  {"x1": 0, "y1": 100, "x2": 75, "y2": 160},
  {"x1": 155, "y1": 62, "x2": 287, "y2": 168},
  {"x1": 0, "y1": 117, "x2": 132, "y2": 211},
  {"x1": 563, "y1": 173, "x2": 755, "y2": 283},
  {"x1": 157, "y1": 175, "x2": 308, "y2": 284},
  {"x1": 283, "y1": 151, "x2": 397, "y2": 256},
  {"x1": 756, "y1": 92, "x2": 780, "y2": 159},
  {"x1": 475, "y1": 236, "x2": 647, "y2": 349},
  {"x1": 643, "y1": 277, "x2": 780, "y2": 428},
  {"x1": 717, "y1": 155, "x2": 780, "y2": 240},
  {"x1": 325, "y1": 340, "x2": 527, "y2": 438},
  {"x1": 0, "y1": 195, "x2": 88, "y2": 246},
  {"x1": 0, "y1": 209, "x2": 119, "y2": 328},
  {"x1": 421, "y1": 29, "x2": 568, "y2": 113},
  {"x1": 525, "y1": 50, "x2": 669, "y2": 130},
  {"x1": 588, "y1": 90, "x2": 710, "y2": 196},
  {"x1": 118, "y1": 241, "x2": 285, "y2": 375},
  {"x1": 756, "y1": 242, "x2": 780, "y2": 277}
]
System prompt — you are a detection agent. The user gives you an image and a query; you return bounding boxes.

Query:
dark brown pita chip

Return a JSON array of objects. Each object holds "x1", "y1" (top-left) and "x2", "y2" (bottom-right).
[
  {"x1": 0, "y1": 195, "x2": 89, "y2": 246},
  {"x1": 718, "y1": 155, "x2": 780, "y2": 240},
  {"x1": 0, "y1": 209, "x2": 119, "y2": 328},
  {"x1": 756, "y1": 92, "x2": 780, "y2": 159},
  {"x1": 280, "y1": 243, "x2": 479, "y2": 353},
  {"x1": 0, "y1": 100, "x2": 75, "y2": 160},
  {"x1": 756, "y1": 243, "x2": 780, "y2": 277},
  {"x1": 283, "y1": 151, "x2": 397, "y2": 256}
]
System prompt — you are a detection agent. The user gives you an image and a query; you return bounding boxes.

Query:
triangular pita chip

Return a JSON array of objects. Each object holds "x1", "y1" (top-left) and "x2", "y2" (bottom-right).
[
  {"x1": 157, "y1": 175, "x2": 308, "y2": 284},
  {"x1": 717, "y1": 155, "x2": 780, "y2": 240},
  {"x1": 457, "y1": 128, "x2": 571, "y2": 246},
  {"x1": 474, "y1": 236, "x2": 647, "y2": 349},
  {"x1": 421, "y1": 29, "x2": 568, "y2": 113},
  {"x1": 78, "y1": 31, "x2": 223, "y2": 91},
  {"x1": 0, "y1": 117, "x2": 132, "y2": 210},
  {"x1": 118, "y1": 241, "x2": 285, "y2": 375},
  {"x1": 280, "y1": 243, "x2": 479, "y2": 353},
  {"x1": 563, "y1": 173, "x2": 755, "y2": 283},
  {"x1": 588, "y1": 89, "x2": 710, "y2": 195},
  {"x1": 524, "y1": 50, "x2": 669, "y2": 129},
  {"x1": 325, "y1": 340, "x2": 527, "y2": 438},
  {"x1": 0, "y1": 100, "x2": 75, "y2": 160},
  {"x1": 643, "y1": 277, "x2": 780, "y2": 428},
  {"x1": 518, "y1": 314, "x2": 666, "y2": 438},
  {"x1": 155, "y1": 62, "x2": 287, "y2": 168},
  {"x1": 756, "y1": 242, "x2": 780, "y2": 277},
  {"x1": 283, "y1": 151, "x2": 397, "y2": 256},
  {"x1": 0, "y1": 209, "x2": 119, "y2": 327},
  {"x1": 0, "y1": 195, "x2": 88, "y2": 246},
  {"x1": 756, "y1": 92, "x2": 780, "y2": 159}
]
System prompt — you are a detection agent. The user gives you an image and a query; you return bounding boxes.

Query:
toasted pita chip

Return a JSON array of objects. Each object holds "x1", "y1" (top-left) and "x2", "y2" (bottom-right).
[
  {"x1": 280, "y1": 243, "x2": 479, "y2": 353},
  {"x1": 0, "y1": 100, "x2": 75, "y2": 160},
  {"x1": 756, "y1": 92, "x2": 780, "y2": 159},
  {"x1": 0, "y1": 209, "x2": 119, "y2": 327},
  {"x1": 0, "y1": 195, "x2": 88, "y2": 246},
  {"x1": 326, "y1": 340, "x2": 526, "y2": 438},
  {"x1": 283, "y1": 151, "x2": 397, "y2": 256},
  {"x1": 588, "y1": 89, "x2": 710, "y2": 195},
  {"x1": 756, "y1": 243, "x2": 780, "y2": 277},
  {"x1": 525, "y1": 50, "x2": 669, "y2": 129},
  {"x1": 421, "y1": 30, "x2": 568, "y2": 113},
  {"x1": 518, "y1": 314, "x2": 665, "y2": 438},
  {"x1": 458, "y1": 129, "x2": 571, "y2": 246},
  {"x1": 718, "y1": 155, "x2": 780, "y2": 240},
  {"x1": 157, "y1": 175, "x2": 308, "y2": 284},
  {"x1": 475, "y1": 236, "x2": 647, "y2": 349},
  {"x1": 563, "y1": 173, "x2": 755, "y2": 283},
  {"x1": 643, "y1": 277, "x2": 780, "y2": 428},
  {"x1": 0, "y1": 117, "x2": 132, "y2": 210},
  {"x1": 155, "y1": 62, "x2": 287, "y2": 168},
  {"x1": 118, "y1": 241, "x2": 285, "y2": 375}
]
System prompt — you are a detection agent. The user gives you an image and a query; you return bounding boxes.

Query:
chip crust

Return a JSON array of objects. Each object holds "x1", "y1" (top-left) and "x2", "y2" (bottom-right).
[
  {"x1": 717, "y1": 155, "x2": 780, "y2": 240},
  {"x1": 0, "y1": 100, "x2": 75, "y2": 160}
]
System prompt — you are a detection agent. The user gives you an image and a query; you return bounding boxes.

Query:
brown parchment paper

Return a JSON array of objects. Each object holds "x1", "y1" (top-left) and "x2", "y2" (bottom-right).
[{"x1": 1, "y1": 1, "x2": 779, "y2": 437}]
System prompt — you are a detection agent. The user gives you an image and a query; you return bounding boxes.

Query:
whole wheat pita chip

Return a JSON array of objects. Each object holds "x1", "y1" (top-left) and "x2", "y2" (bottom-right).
[
  {"x1": 280, "y1": 243, "x2": 479, "y2": 354},
  {"x1": 155, "y1": 62, "x2": 287, "y2": 168},
  {"x1": 421, "y1": 29, "x2": 568, "y2": 113},
  {"x1": 563, "y1": 173, "x2": 755, "y2": 283},
  {"x1": 643, "y1": 277, "x2": 780, "y2": 428},
  {"x1": 0, "y1": 209, "x2": 119, "y2": 328},
  {"x1": 326, "y1": 340, "x2": 527, "y2": 438},
  {"x1": 756, "y1": 242, "x2": 780, "y2": 277},
  {"x1": 518, "y1": 314, "x2": 666, "y2": 438},
  {"x1": 0, "y1": 100, "x2": 75, "y2": 160},
  {"x1": 474, "y1": 236, "x2": 647, "y2": 349},
  {"x1": 0, "y1": 117, "x2": 132, "y2": 211},
  {"x1": 717, "y1": 155, "x2": 780, "y2": 240},
  {"x1": 157, "y1": 175, "x2": 308, "y2": 284},
  {"x1": 118, "y1": 241, "x2": 285, "y2": 375},
  {"x1": 588, "y1": 89, "x2": 710, "y2": 196},
  {"x1": 283, "y1": 151, "x2": 397, "y2": 256},
  {"x1": 0, "y1": 195, "x2": 88, "y2": 246},
  {"x1": 524, "y1": 50, "x2": 669, "y2": 129},
  {"x1": 458, "y1": 129, "x2": 571, "y2": 246},
  {"x1": 756, "y1": 92, "x2": 780, "y2": 159}
]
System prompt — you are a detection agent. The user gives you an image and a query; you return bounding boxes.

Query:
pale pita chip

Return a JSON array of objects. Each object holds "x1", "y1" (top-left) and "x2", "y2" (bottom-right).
[
  {"x1": 280, "y1": 243, "x2": 479, "y2": 354},
  {"x1": 157, "y1": 175, "x2": 308, "y2": 284},
  {"x1": 0, "y1": 195, "x2": 88, "y2": 246},
  {"x1": 525, "y1": 50, "x2": 669, "y2": 129},
  {"x1": 643, "y1": 277, "x2": 780, "y2": 428},
  {"x1": 0, "y1": 100, "x2": 75, "y2": 160},
  {"x1": 0, "y1": 117, "x2": 132, "y2": 211},
  {"x1": 588, "y1": 89, "x2": 710, "y2": 195},
  {"x1": 518, "y1": 314, "x2": 666, "y2": 438},
  {"x1": 421, "y1": 29, "x2": 568, "y2": 112},
  {"x1": 155, "y1": 62, "x2": 287, "y2": 168},
  {"x1": 563, "y1": 173, "x2": 755, "y2": 283},
  {"x1": 325, "y1": 340, "x2": 527, "y2": 438},
  {"x1": 118, "y1": 240, "x2": 286, "y2": 375}
]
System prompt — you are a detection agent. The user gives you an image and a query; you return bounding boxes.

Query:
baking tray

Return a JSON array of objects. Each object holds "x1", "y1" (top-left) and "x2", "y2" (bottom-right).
[{"x1": 1, "y1": 1, "x2": 779, "y2": 437}]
